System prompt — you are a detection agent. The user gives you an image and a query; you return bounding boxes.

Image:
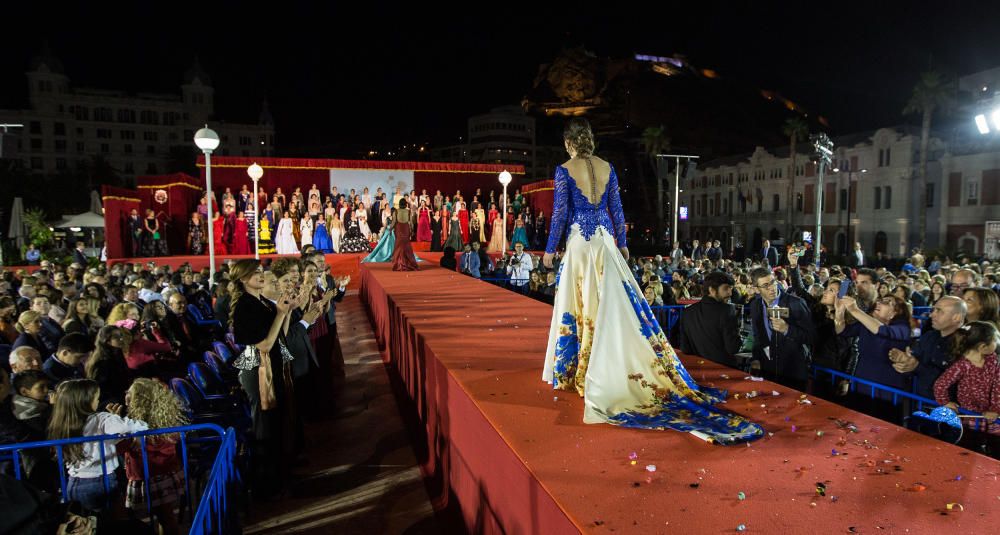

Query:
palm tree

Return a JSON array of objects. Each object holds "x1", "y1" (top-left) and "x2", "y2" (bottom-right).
[
  {"x1": 641, "y1": 126, "x2": 671, "y2": 244},
  {"x1": 782, "y1": 117, "x2": 808, "y2": 241},
  {"x1": 903, "y1": 70, "x2": 953, "y2": 249}
]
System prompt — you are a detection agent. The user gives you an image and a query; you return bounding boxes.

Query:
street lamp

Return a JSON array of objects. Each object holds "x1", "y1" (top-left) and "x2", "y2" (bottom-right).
[
  {"x1": 247, "y1": 163, "x2": 263, "y2": 259},
  {"x1": 194, "y1": 125, "x2": 220, "y2": 286},
  {"x1": 833, "y1": 167, "x2": 867, "y2": 255},
  {"x1": 811, "y1": 133, "x2": 834, "y2": 268},
  {"x1": 499, "y1": 170, "x2": 512, "y2": 251},
  {"x1": 657, "y1": 153, "x2": 699, "y2": 245}
]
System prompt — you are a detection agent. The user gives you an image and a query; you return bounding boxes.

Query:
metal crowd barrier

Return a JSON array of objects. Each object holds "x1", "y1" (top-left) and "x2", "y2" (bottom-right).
[{"x1": 0, "y1": 423, "x2": 240, "y2": 534}]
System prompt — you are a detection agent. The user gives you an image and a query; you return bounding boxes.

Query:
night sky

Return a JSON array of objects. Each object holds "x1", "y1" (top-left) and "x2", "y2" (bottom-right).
[{"x1": 2, "y1": 2, "x2": 999, "y2": 154}]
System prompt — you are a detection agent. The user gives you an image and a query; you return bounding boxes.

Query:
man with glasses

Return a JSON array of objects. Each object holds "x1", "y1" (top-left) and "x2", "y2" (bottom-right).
[
  {"x1": 948, "y1": 268, "x2": 979, "y2": 297},
  {"x1": 748, "y1": 267, "x2": 816, "y2": 388}
]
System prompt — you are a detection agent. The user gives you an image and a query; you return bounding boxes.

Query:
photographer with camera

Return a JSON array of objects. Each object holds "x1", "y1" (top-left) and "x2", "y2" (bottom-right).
[
  {"x1": 505, "y1": 242, "x2": 533, "y2": 294},
  {"x1": 748, "y1": 267, "x2": 816, "y2": 389}
]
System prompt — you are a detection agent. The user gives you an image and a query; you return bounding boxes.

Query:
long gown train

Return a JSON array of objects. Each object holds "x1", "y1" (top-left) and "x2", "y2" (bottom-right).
[{"x1": 542, "y1": 163, "x2": 763, "y2": 445}]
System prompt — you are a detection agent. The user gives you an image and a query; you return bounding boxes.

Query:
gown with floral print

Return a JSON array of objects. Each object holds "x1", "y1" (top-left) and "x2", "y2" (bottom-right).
[{"x1": 543, "y1": 162, "x2": 763, "y2": 445}]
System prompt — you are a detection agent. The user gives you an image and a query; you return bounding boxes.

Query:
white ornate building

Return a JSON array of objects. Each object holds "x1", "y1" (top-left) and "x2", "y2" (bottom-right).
[{"x1": 0, "y1": 49, "x2": 274, "y2": 177}]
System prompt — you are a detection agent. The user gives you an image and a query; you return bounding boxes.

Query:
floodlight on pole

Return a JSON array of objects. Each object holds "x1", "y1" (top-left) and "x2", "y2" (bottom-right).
[
  {"x1": 991, "y1": 109, "x2": 1000, "y2": 132},
  {"x1": 247, "y1": 163, "x2": 264, "y2": 259},
  {"x1": 810, "y1": 133, "x2": 834, "y2": 268},
  {"x1": 499, "y1": 170, "x2": 512, "y2": 251},
  {"x1": 194, "y1": 125, "x2": 220, "y2": 286},
  {"x1": 975, "y1": 114, "x2": 990, "y2": 135}
]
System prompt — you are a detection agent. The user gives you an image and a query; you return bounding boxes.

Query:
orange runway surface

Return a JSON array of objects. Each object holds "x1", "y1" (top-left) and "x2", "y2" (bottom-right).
[{"x1": 360, "y1": 262, "x2": 1000, "y2": 534}]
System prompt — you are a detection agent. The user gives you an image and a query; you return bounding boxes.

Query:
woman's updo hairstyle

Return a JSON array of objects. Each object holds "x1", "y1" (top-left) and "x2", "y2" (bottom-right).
[{"x1": 563, "y1": 118, "x2": 595, "y2": 157}]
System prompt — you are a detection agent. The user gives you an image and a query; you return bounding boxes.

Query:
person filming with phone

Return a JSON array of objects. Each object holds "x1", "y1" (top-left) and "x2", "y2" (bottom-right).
[{"x1": 748, "y1": 267, "x2": 816, "y2": 389}]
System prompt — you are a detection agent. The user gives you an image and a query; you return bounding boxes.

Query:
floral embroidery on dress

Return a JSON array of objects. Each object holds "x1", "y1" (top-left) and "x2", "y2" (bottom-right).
[
  {"x1": 553, "y1": 312, "x2": 579, "y2": 390},
  {"x1": 545, "y1": 165, "x2": 627, "y2": 254}
]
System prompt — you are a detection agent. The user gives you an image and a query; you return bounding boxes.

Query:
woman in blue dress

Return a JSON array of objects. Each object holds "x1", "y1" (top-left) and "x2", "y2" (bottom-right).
[
  {"x1": 312, "y1": 214, "x2": 333, "y2": 254},
  {"x1": 510, "y1": 215, "x2": 529, "y2": 249},
  {"x1": 363, "y1": 209, "x2": 423, "y2": 263},
  {"x1": 541, "y1": 118, "x2": 762, "y2": 445}
]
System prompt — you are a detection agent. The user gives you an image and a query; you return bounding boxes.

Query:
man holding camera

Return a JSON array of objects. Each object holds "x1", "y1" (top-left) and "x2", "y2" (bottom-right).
[
  {"x1": 506, "y1": 242, "x2": 533, "y2": 293},
  {"x1": 748, "y1": 266, "x2": 816, "y2": 388}
]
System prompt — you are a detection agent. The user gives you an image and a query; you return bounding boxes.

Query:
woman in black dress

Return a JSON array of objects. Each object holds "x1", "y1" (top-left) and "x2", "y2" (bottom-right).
[
  {"x1": 229, "y1": 259, "x2": 293, "y2": 499},
  {"x1": 430, "y1": 211, "x2": 442, "y2": 252}
]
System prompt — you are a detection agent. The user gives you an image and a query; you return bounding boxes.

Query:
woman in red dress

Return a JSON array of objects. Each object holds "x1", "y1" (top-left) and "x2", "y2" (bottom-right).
[
  {"x1": 505, "y1": 205, "x2": 515, "y2": 239},
  {"x1": 211, "y1": 212, "x2": 227, "y2": 254},
  {"x1": 231, "y1": 212, "x2": 251, "y2": 254},
  {"x1": 391, "y1": 200, "x2": 419, "y2": 271},
  {"x1": 416, "y1": 200, "x2": 432, "y2": 242},
  {"x1": 487, "y1": 202, "x2": 500, "y2": 240},
  {"x1": 457, "y1": 201, "x2": 470, "y2": 244}
]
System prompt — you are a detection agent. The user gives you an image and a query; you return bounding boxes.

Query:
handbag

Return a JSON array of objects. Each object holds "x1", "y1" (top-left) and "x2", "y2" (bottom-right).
[{"x1": 153, "y1": 232, "x2": 160, "y2": 240}]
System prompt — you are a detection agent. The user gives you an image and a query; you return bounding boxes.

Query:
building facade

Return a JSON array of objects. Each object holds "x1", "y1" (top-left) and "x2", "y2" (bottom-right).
[
  {"x1": 430, "y1": 105, "x2": 564, "y2": 182},
  {"x1": 680, "y1": 126, "x2": 978, "y2": 258},
  {"x1": 0, "y1": 51, "x2": 274, "y2": 178}
]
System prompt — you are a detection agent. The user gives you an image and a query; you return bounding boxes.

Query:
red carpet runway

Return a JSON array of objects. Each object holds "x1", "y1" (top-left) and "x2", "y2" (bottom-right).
[{"x1": 360, "y1": 263, "x2": 1000, "y2": 534}]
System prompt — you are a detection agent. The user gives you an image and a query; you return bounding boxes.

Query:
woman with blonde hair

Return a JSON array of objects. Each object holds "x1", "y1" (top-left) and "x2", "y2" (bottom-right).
[
  {"x1": 105, "y1": 302, "x2": 141, "y2": 325},
  {"x1": 12, "y1": 310, "x2": 46, "y2": 353}
]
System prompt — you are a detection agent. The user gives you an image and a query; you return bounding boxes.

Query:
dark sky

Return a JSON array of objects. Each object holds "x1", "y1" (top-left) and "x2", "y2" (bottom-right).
[{"x1": 2, "y1": 2, "x2": 999, "y2": 154}]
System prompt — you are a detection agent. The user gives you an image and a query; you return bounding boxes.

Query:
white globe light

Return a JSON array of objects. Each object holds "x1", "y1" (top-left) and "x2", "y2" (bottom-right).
[
  {"x1": 193, "y1": 125, "x2": 220, "y2": 152},
  {"x1": 498, "y1": 170, "x2": 512, "y2": 186},
  {"x1": 247, "y1": 162, "x2": 264, "y2": 180}
]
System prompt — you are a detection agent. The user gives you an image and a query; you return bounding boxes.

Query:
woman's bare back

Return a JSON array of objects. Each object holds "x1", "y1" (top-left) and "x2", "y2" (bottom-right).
[{"x1": 563, "y1": 156, "x2": 611, "y2": 205}]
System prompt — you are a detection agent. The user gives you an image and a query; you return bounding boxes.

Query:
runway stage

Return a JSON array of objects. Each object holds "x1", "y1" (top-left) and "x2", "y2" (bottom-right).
[{"x1": 359, "y1": 262, "x2": 1000, "y2": 534}]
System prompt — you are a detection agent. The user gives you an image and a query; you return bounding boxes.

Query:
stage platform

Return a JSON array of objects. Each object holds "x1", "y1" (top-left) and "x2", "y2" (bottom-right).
[{"x1": 359, "y1": 263, "x2": 1000, "y2": 534}]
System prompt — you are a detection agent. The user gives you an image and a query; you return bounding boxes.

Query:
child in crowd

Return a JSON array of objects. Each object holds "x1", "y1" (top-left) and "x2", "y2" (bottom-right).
[
  {"x1": 12, "y1": 369, "x2": 51, "y2": 434},
  {"x1": 122, "y1": 378, "x2": 188, "y2": 535},
  {"x1": 48, "y1": 379, "x2": 149, "y2": 512},
  {"x1": 933, "y1": 321, "x2": 1000, "y2": 433}
]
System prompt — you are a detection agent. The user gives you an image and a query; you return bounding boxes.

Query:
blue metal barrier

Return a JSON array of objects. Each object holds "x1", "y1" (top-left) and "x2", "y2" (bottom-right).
[
  {"x1": 811, "y1": 365, "x2": 987, "y2": 431},
  {"x1": 0, "y1": 423, "x2": 238, "y2": 534},
  {"x1": 649, "y1": 305, "x2": 687, "y2": 332}
]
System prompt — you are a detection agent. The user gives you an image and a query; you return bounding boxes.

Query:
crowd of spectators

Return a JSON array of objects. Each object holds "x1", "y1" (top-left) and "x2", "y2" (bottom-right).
[{"x1": 0, "y1": 248, "x2": 349, "y2": 533}]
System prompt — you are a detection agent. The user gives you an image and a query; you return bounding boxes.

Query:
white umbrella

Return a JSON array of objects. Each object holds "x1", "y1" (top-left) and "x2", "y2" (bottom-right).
[
  {"x1": 8, "y1": 197, "x2": 25, "y2": 248},
  {"x1": 54, "y1": 211, "x2": 105, "y2": 229}
]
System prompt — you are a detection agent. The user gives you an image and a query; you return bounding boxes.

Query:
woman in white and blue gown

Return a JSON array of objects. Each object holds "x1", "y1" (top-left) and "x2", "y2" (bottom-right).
[{"x1": 541, "y1": 118, "x2": 762, "y2": 445}]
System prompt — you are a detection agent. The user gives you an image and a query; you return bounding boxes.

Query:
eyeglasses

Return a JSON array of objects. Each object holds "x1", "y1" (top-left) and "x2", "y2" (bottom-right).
[
  {"x1": 756, "y1": 280, "x2": 778, "y2": 290},
  {"x1": 876, "y1": 298, "x2": 896, "y2": 306}
]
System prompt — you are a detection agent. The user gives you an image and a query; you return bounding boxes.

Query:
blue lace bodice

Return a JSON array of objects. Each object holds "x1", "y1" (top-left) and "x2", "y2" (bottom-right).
[{"x1": 545, "y1": 164, "x2": 627, "y2": 254}]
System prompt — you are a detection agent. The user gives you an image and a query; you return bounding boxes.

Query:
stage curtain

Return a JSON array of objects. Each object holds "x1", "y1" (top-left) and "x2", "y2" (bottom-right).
[
  {"x1": 136, "y1": 173, "x2": 202, "y2": 255},
  {"x1": 522, "y1": 180, "x2": 554, "y2": 218},
  {"x1": 101, "y1": 185, "x2": 141, "y2": 260},
  {"x1": 197, "y1": 166, "x2": 330, "y2": 201}
]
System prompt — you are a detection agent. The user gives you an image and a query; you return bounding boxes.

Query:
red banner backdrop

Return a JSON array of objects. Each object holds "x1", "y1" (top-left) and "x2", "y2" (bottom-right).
[
  {"x1": 136, "y1": 173, "x2": 203, "y2": 255},
  {"x1": 101, "y1": 185, "x2": 142, "y2": 259}
]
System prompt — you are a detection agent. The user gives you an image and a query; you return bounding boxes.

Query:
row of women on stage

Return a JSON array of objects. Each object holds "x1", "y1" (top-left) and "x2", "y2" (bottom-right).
[{"x1": 186, "y1": 208, "x2": 372, "y2": 257}]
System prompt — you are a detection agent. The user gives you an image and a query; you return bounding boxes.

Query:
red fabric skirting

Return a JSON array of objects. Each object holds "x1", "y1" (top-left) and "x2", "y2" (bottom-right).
[{"x1": 359, "y1": 263, "x2": 1000, "y2": 533}]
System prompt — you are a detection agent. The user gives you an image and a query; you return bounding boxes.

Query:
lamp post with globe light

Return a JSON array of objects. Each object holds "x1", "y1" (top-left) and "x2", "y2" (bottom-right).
[
  {"x1": 499, "y1": 170, "x2": 512, "y2": 251},
  {"x1": 247, "y1": 163, "x2": 264, "y2": 259},
  {"x1": 194, "y1": 125, "x2": 220, "y2": 285}
]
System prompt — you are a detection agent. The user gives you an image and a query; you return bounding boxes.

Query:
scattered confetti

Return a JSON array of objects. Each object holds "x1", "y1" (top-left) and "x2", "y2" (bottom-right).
[
  {"x1": 946, "y1": 502, "x2": 964, "y2": 511},
  {"x1": 831, "y1": 449, "x2": 839, "y2": 456},
  {"x1": 745, "y1": 376, "x2": 765, "y2": 382},
  {"x1": 689, "y1": 483, "x2": 700, "y2": 488},
  {"x1": 909, "y1": 484, "x2": 927, "y2": 492},
  {"x1": 737, "y1": 491, "x2": 746, "y2": 501},
  {"x1": 629, "y1": 452, "x2": 638, "y2": 460},
  {"x1": 816, "y1": 431, "x2": 825, "y2": 437},
  {"x1": 553, "y1": 396, "x2": 558, "y2": 401},
  {"x1": 791, "y1": 425, "x2": 798, "y2": 432},
  {"x1": 632, "y1": 482, "x2": 641, "y2": 487},
  {"x1": 736, "y1": 524, "x2": 747, "y2": 532},
  {"x1": 772, "y1": 390, "x2": 781, "y2": 396},
  {"x1": 645, "y1": 465, "x2": 657, "y2": 472},
  {"x1": 955, "y1": 475, "x2": 963, "y2": 481},
  {"x1": 816, "y1": 482, "x2": 827, "y2": 496},
  {"x1": 810, "y1": 502, "x2": 817, "y2": 507},
  {"x1": 720, "y1": 374, "x2": 731, "y2": 379},
  {"x1": 830, "y1": 495, "x2": 839, "y2": 502}
]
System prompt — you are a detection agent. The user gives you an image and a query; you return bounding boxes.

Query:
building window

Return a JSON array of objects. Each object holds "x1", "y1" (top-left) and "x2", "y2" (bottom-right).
[
  {"x1": 772, "y1": 194, "x2": 780, "y2": 212},
  {"x1": 56, "y1": 158, "x2": 67, "y2": 170},
  {"x1": 124, "y1": 162, "x2": 134, "y2": 174},
  {"x1": 239, "y1": 136, "x2": 251, "y2": 146},
  {"x1": 76, "y1": 142, "x2": 85, "y2": 153},
  {"x1": 874, "y1": 187, "x2": 882, "y2": 209},
  {"x1": 120, "y1": 130, "x2": 135, "y2": 140},
  {"x1": 55, "y1": 140, "x2": 66, "y2": 153},
  {"x1": 124, "y1": 144, "x2": 132, "y2": 154},
  {"x1": 100, "y1": 143, "x2": 110, "y2": 154},
  {"x1": 878, "y1": 149, "x2": 883, "y2": 167},
  {"x1": 885, "y1": 148, "x2": 891, "y2": 166},
  {"x1": 840, "y1": 189, "x2": 847, "y2": 211},
  {"x1": 146, "y1": 145, "x2": 156, "y2": 155},
  {"x1": 96, "y1": 128, "x2": 112, "y2": 139},
  {"x1": 75, "y1": 107, "x2": 89, "y2": 121},
  {"x1": 140, "y1": 110, "x2": 159, "y2": 125},
  {"x1": 884, "y1": 186, "x2": 892, "y2": 209},
  {"x1": 926, "y1": 183, "x2": 934, "y2": 207},
  {"x1": 143, "y1": 132, "x2": 158, "y2": 142},
  {"x1": 94, "y1": 107, "x2": 113, "y2": 121},
  {"x1": 117, "y1": 109, "x2": 136, "y2": 123},
  {"x1": 29, "y1": 121, "x2": 41, "y2": 134},
  {"x1": 54, "y1": 122, "x2": 65, "y2": 136},
  {"x1": 30, "y1": 138, "x2": 42, "y2": 150},
  {"x1": 796, "y1": 193, "x2": 803, "y2": 212},
  {"x1": 146, "y1": 163, "x2": 157, "y2": 174},
  {"x1": 967, "y1": 180, "x2": 979, "y2": 205},
  {"x1": 30, "y1": 157, "x2": 42, "y2": 170}
]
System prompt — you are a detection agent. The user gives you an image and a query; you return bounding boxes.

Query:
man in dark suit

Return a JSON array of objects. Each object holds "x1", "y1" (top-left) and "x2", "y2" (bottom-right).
[
  {"x1": 851, "y1": 242, "x2": 865, "y2": 268},
  {"x1": 759, "y1": 240, "x2": 779, "y2": 267},
  {"x1": 72, "y1": 242, "x2": 88, "y2": 267},
  {"x1": 748, "y1": 267, "x2": 816, "y2": 389},
  {"x1": 676, "y1": 272, "x2": 742, "y2": 368}
]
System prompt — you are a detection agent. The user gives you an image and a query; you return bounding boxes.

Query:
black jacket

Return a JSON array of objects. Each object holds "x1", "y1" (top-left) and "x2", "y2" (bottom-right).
[
  {"x1": 286, "y1": 307, "x2": 318, "y2": 379},
  {"x1": 759, "y1": 247, "x2": 779, "y2": 267},
  {"x1": 676, "y1": 297, "x2": 742, "y2": 367},
  {"x1": 749, "y1": 291, "x2": 816, "y2": 382}
]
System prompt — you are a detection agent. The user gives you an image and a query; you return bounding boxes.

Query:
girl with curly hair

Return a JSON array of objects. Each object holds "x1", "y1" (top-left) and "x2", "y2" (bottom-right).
[{"x1": 123, "y1": 378, "x2": 188, "y2": 534}]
